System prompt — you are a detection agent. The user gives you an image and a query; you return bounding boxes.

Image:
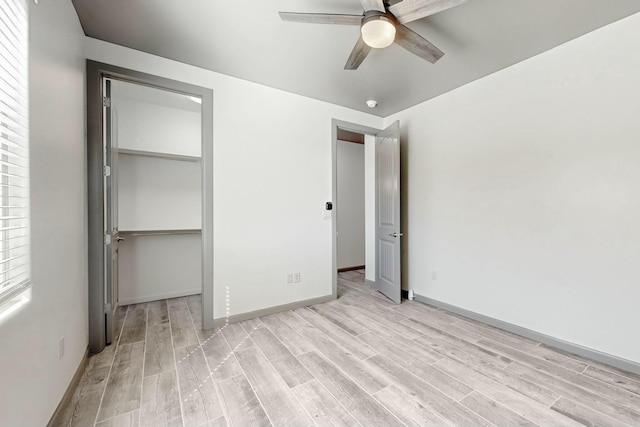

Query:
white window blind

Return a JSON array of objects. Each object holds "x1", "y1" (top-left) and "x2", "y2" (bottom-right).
[{"x1": 0, "y1": 0, "x2": 30, "y2": 308}]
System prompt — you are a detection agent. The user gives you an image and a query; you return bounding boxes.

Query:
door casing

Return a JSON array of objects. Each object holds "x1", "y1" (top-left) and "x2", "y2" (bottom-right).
[{"x1": 87, "y1": 61, "x2": 214, "y2": 353}]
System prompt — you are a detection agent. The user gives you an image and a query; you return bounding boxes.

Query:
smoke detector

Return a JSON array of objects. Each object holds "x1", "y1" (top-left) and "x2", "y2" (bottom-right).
[{"x1": 366, "y1": 100, "x2": 378, "y2": 108}]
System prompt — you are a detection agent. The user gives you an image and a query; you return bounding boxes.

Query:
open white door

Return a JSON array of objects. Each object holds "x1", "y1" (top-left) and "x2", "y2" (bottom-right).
[
  {"x1": 103, "y1": 78, "x2": 120, "y2": 345},
  {"x1": 375, "y1": 121, "x2": 401, "y2": 303}
]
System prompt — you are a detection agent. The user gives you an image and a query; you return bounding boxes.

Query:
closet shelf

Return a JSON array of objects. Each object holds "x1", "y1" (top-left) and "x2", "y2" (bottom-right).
[
  {"x1": 119, "y1": 229, "x2": 201, "y2": 237},
  {"x1": 116, "y1": 148, "x2": 201, "y2": 163}
]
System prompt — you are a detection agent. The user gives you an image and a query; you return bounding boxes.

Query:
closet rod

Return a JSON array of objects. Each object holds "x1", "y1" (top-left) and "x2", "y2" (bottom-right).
[{"x1": 118, "y1": 229, "x2": 201, "y2": 237}]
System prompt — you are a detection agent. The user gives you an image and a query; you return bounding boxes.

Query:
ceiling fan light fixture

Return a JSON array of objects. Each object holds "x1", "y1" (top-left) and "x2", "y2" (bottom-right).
[{"x1": 361, "y1": 15, "x2": 396, "y2": 49}]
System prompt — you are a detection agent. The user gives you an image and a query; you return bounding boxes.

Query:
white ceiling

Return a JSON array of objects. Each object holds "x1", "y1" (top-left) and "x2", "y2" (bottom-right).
[{"x1": 72, "y1": 0, "x2": 640, "y2": 117}]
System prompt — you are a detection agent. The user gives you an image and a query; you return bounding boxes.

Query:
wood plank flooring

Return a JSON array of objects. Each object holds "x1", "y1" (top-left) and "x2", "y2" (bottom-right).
[{"x1": 54, "y1": 270, "x2": 640, "y2": 427}]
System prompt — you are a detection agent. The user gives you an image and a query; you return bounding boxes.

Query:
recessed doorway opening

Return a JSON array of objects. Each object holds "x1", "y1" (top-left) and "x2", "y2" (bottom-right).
[
  {"x1": 331, "y1": 119, "x2": 402, "y2": 304},
  {"x1": 87, "y1": 61, "x2": 214, "y2": 353},
  {"x1": 336, "y1": 128, "x2": 375, "y2": 284}
]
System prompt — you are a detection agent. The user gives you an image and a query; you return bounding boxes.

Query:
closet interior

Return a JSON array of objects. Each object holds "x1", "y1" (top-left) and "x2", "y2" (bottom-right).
[{"x1": 111, "y1": 80, "x2": 202, "y2": 305}]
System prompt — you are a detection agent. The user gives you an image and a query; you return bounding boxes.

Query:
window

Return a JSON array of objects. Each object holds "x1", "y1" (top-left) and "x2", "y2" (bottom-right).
[{"x1": 0, "y1": 0, "x2": 30, "y2": 314}]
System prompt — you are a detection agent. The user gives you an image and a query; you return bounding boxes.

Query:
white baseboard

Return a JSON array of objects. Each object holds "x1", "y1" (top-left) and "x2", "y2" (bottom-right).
[{"x1": 119, "y1": 288, "x2": 201, "y2": 305}]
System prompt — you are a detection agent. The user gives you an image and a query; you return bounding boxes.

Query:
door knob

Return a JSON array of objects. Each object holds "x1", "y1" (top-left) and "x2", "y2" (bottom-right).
[
  {"x1": 116, "y1": 237, "x2": 125, "y2": 242},
  {"x1": 389, "y1": 232, "x2": 404, "y2": 238}
]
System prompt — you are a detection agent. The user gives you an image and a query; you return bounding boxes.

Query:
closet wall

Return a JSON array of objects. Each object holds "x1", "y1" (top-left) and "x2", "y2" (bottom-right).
[
  {"x1": 336, "y1": 140, "x2": 365, "y2": 270},
  {"x1": 113, "y1": 83, "x2": 202, "y2": 304}
]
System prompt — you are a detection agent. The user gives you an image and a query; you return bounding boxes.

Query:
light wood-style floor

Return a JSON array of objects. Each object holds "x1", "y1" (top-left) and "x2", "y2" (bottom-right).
[{"x1": 55, "y1": 270, "x2": 640, "y2": 427}]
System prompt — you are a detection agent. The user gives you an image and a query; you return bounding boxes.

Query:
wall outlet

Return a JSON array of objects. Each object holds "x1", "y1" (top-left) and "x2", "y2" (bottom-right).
[
  {"x1": 58, "y1": 336, "x2": 65, "y2": 360},
  {"x1": 286, "y1": 273, "x2": 293, "y2": 284},
  {"x1": 432, "y1": 271, "x2": 438, "y2": 281},
  {"x1": 294, "y1": 272, "x2": 301, "y2": 283}
]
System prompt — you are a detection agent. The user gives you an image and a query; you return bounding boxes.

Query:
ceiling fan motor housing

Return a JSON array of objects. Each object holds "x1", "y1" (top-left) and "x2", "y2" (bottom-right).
[{"x1": 361, "y1": 11, "x2": 397, "y2": 48}]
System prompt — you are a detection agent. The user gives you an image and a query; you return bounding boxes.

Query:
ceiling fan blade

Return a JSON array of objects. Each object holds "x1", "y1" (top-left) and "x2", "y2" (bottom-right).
[
  {"x1": 389, "y1": 0, "x2": 466, "y2": 24},
  {"x1": 395, "y1": 24, "x2": 444, "y2": 63},
  {"x1": 359, "y1": 0, "x2": 385, "y2": 12},
  {"x1": 344, "y1": 36, "x2": 372, "y2": 70},
  {"x1": 278, "y1": 12, "x2": 363, "y2": 25}
]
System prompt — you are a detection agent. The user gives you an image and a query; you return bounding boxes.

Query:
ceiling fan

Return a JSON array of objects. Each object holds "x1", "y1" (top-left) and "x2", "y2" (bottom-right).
[{"x1": 279, "y1": 0, "x2": 466, "y2": 70}]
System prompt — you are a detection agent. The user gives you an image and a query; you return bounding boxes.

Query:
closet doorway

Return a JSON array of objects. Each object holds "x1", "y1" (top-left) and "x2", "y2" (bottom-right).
[
  {"x1": 110, "y1": 80, "x2": 202, "y2": 305},
  {"x1": 87, "y1": 62, "x2": 213, "y2": 353}
]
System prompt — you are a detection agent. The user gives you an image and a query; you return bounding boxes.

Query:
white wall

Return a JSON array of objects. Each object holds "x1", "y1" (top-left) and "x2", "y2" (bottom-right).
[
  {"x1": 364, "y1": 134, "x2": 376, "y2": 282},
  {"x1": 118, "y1": 234, "x2": 201, "y2": 305},
  {"x1": 114, "y1": 95, "x2": 202, "y2": 303},
  {"x1": 385, "y1": 13, "x2": 640, "y2": 363},
  {"x1": 117, "y1": 155, "x2": 201, "y2": 230},
  {"x1": 337, "y1": 141, "x2": 365, "y2": 269},
  {"x1": 115, "y1": 98, "x2": 201, "y2": 156},
  {"x1": 0, "y1": 1, "x2": 86, "y2": 426},
  {"x1": 117, "y1": 154, "x2": 202, "y2": 305},
  {"x1": 84, "y1": 38, "x2": 384, "y2": 319},
  {"x1": 117, "y1": 154, "x2": 201, "y2": 305}
]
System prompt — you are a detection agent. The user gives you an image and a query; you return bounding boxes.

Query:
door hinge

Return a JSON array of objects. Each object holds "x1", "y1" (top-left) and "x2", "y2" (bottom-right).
[
  {"x1": 103, "y1": 165, "x2": 111, "y2": 177},
  {"x1": 104, "y1": 303, "x2": 112, "y2": 314},
  {"x1": 104, "y1": 234, "x2": 112, "y2": 245},
  {"x1": 103, "y1": 96, "x2": 111, "y2": 108}
]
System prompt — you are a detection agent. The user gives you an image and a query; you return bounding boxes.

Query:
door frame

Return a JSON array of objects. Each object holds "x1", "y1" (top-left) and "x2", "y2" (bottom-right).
[
  {"x1": 87, "y1": 61, "x2": 215, "y2": 353},
  {"x1": 331, "y1": 119, "x2": 382, "y2": 299}
]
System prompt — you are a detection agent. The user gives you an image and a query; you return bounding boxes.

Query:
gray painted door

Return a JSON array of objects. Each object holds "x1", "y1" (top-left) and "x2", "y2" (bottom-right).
[
  {"x1": 375, "y1": 121, "x2": 401, "y2": 303},
  {"x1": 103, "y1": 78, "x2": 120, "y2": 345}
]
